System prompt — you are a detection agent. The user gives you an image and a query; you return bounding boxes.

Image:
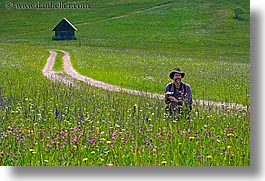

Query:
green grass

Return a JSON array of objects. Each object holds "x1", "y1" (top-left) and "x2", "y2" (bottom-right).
[
  {"x1": 0, "y1": 53, "x2": 250, "y2": 165},
  {"x1": 0, "y1": 0, "x2": 250, "y2": 166},
  {"x1": 52, "y1": 51, "x2": 63, "y2": 71},
  {"x1": 0, "y1": 0, "x2": 250, "y2": 104},
  {"x1": 69, "y1": 47, "x2": 249, "y2": 104}
]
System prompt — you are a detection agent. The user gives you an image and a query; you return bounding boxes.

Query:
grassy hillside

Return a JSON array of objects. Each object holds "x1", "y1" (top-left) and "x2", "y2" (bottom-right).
[
  {"x1": 0, "y1": 0, "x2": 249, "y2": 55},
  {"x1": 0, "y1": 0, "x2": 250, "y2": 104},
  {"x1": 0, "y1": 0, "x2": 250, "y2": 166}
]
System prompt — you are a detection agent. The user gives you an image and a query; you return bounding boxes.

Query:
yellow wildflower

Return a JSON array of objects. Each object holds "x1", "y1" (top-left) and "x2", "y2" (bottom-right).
[
  {"x1": 29, "y1": 149, "x2": 35, "y2": 152},
  {"x1": 227, "y1": 146, "x2": 232, "y2": 149},
  {"x1": 106, "y1": 141, "x2": 111, "y2": 144},
  {"x1": 82, "y1": 158, "x2": 88, "y2": 162},
  {"x1": 189, "y1": 137, "x2": 195, "y2": 141},
  {"x1": 161, "y1": 161, "x2": 167, "y2": 164},
  {"x1": 227, "y1": 133, "x2": 234, "y2": 137},
  {"x1": 28, "y1": 129, "x2": 33, "y2": 133},
  {"x1": 206, "y1": 155, "x2": 212, "y2": 159},
  {"x1": 91, "y1": 151, "x2": 95, "y2": 154},
  {"x1": 107, "y1": 163, "x2": 113, "y2": 166},
  {"x1": 81, "y1": 145, "x2": 87, "y2": 150}
]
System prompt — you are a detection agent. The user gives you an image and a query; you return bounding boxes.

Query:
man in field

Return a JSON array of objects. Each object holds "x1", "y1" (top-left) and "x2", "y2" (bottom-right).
[{"x1": 164, "y1": 67, "x2": 192, "y2": 120}]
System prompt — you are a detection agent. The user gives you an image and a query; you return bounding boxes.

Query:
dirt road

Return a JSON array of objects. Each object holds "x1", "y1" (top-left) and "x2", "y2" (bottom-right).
[{"x1": 42, "y1": 50, "x2": 248, "y2": 110}]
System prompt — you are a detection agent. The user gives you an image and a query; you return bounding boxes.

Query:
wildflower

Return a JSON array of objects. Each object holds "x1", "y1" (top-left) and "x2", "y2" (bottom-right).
[
  {"x1": 227, "y1": 133, "x2": 234, "y2": 137},
  {"x1": 227, "y1": 146, "x2": 232, "y2": 149},
  {"x1": 189, "y1": 137, "x2": 195, "y2": 141},
  {"x1": 44, "y1": 160, "x2": 48, "y2": 163},
  {"x1": 55, "y1": 108, "x2": 60, "y2": 118},
  {"x1": 29, "y1": 149, "x2": 35, "y2": 153},
  {"x1": 197, "y1": 155, "x2": 204, "y2": 159},
  {"x1": 106, "y1": 163, "x2": 113, "y2": 166},
  {"x1": 206, "y1": 155, "x2": 212, "y2": 159},
  {"x1": 106, "y1": 141, "x2": 111, "y2": 144},
  {"x1": 178, "y1": 142, "x2": 182, "y2": 145},
  {"x1": 82, "y1": 158, "x2": 88, "y2": 162},
  {"x1": 161, "y1": 161, "x2": 167, "y2": 165},
  {"x1": 195, "y1": 150, "x2": 200, "y2": 155},
  {"x1": 91, "y1": 151, "x2": 95, "y2": 154},
  {"x1": 28, "y1": 129, "x2": 33, "y2": 134}
]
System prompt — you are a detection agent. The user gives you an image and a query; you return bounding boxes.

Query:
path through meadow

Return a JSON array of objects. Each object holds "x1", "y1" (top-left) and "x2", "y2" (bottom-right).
[{"x1": 42, "y1": 50, "x2": 247, "y2": 110}]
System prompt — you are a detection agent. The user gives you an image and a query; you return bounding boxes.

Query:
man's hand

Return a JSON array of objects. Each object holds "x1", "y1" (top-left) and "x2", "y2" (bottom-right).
[{"x1": 168, "y1": 96, "x2": 178, "y2": 102}]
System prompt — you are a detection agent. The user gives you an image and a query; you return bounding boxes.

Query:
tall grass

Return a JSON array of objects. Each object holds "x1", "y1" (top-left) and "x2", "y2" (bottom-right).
[
  {"x1": 0, "y1": 0, "x2": 250, "y2": 104},
  {"x1": 69, "y1": 47, "x2": 250, "y2": 104},
  {"x1": 0, "y1": 0, "x2": 250, "y2": 166},
  {"x1": 0, "y1": 60, "x2": 250, "y2": 166},
  {"x1": 0, "y1": 44, "x2": 250, "y2": 166}
]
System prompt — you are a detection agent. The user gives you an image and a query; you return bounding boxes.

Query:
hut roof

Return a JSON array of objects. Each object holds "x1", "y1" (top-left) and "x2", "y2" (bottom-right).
[{"x1": 52, "y1": 18, "x2": 77, "y2": 31}]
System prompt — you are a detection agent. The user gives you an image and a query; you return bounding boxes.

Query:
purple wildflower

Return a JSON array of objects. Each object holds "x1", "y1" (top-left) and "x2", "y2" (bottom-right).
[
  {"x1": 55, "y1": 108, "x2": 60, "y2": 118},
  {"x1": 197, "y1": 155, "x2": 204, "y2": 159}
]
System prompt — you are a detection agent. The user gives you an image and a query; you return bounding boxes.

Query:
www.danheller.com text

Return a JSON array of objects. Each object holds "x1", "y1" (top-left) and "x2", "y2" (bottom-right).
[{"x1": 6, "y1": 1, "x2": 91, "y2": 9}]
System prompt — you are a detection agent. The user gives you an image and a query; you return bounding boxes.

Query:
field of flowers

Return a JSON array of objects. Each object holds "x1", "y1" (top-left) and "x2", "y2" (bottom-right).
[
  {"x1": 0, "y1": 45, "x2": 250, "y2": 166},
  {"x1": 0, "y1": 71, "x2": 250, "y2": 166},
  {"x1": 0, "y1": 0, "x2": 250, "y2": 166}
]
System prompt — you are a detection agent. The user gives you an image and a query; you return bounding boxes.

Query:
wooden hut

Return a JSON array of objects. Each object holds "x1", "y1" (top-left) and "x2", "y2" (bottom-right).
[{"x1": 52, "y1": 18, "x2": 77, "y2": 40}]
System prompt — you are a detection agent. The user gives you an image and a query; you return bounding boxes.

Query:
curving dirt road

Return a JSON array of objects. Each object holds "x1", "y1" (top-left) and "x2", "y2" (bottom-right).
[{"x1": 42, "y1": 50, "x2": 249, "y2": 110}]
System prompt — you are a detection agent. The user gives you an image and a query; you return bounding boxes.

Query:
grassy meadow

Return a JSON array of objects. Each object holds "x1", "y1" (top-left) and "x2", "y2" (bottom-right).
[{"x1": 0, "y1": 0, "x2": 250, "y2": 166}]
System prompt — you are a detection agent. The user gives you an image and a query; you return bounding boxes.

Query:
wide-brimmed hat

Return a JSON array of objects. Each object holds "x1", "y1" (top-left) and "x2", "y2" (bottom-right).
[{"x1": 169, "y1": 67, "x2": 185, "y2": 79}]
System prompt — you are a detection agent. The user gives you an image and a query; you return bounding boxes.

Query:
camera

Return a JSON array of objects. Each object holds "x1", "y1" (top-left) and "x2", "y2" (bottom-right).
[{"x1": 165, "y1": 91, "x2": 174, "y2": 96}]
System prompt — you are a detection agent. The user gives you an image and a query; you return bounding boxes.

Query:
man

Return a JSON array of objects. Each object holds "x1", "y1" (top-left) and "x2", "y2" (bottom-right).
[{"x1": 164, "y1": 67, "x2": 192, "y2": 118}]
